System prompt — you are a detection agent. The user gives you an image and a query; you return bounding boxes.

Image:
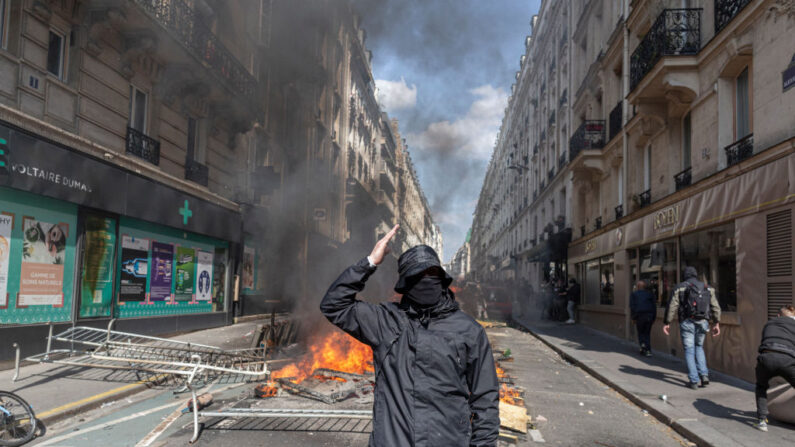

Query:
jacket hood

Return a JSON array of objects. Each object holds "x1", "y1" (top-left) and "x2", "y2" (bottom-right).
[
  {"x1": 394, "y1": 245, "x2": 453, "y2": 293},
  {"x1": 683, "y1": 266, "x2": 698, "y2": 280}
]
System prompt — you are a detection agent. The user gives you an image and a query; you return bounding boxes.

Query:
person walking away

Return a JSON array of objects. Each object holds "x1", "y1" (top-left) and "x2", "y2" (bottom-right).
[
  {"x1": 663, "y1": 266, "x2": 721, "y2": 389},
  {"x1": 630, "y1": 280, "x2": 657, "y2": 356},
  {"x1": 565, "y1": 278, "x2": 580, "y2": 324},
  {"x1": 320, "y1": 225, "x2": 500, "y2": 446},
  {"x1": 753, "y1": 304, "x2": 795, "y2": 432}
]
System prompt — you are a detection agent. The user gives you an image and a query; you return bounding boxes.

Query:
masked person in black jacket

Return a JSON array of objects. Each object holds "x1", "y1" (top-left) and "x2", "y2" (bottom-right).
[
  {"x1": 320, "y1": 225, "x2": 500, "y2": 446},
  {"x1": 753, "y1": 304, "x2": 795, "y2": 432}
]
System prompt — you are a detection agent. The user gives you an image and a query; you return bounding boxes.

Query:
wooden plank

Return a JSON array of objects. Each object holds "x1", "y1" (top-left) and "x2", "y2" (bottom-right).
[{"x1": 499, "y1": 401, "x2": 530, "y2": 433}]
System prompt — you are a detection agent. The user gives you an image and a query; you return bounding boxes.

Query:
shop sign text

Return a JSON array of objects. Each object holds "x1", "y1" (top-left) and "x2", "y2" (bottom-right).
[{"x1": 653, "y1": 205, "x2": 681, "y2": 231}]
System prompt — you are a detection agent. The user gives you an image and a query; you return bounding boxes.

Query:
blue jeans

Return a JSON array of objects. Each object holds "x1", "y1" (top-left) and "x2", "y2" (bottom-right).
[{"x1": 680, "y1": 319, "x2": 709, "y2": 384}]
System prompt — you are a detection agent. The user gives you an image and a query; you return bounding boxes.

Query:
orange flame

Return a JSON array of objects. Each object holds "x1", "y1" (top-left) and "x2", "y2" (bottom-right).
[
  {"x1": 271, "y1": 330, "x2": 374, "y2": 383},
  {"x1": 499, "y1": 383, "x2": 523, "y2": 405}
]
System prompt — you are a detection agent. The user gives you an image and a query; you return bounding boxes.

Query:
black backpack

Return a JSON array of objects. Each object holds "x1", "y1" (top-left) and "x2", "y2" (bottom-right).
[{"x1": 682, "y1": 282, "x2": 711, "y2": 320}]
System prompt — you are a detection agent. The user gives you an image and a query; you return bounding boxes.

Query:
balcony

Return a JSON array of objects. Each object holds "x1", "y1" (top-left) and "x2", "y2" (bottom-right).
[
  {"x1": 540, "y1": 179, "x2": 546, "y2": 191},
  {"x1": 569, "y1": 120, "x2": 606, "y2": 160},
  {"x1": 136, "y1": 0, "x2": 257, "y2": 99},
  {"x1": 639, "y1": 189, "x2": 651, "y2": 208},
  {"x1": 559, "y1": 152, "x2": 567, "y2": 170},
  {"x1": 125, "y1": 126, "x2": 160, "y2": 165},
  {"x1": 715, "y1": 0, "x2": 753, "y2": 34},
  {"x1": 630, "y1": 9, "x2": 702, "y2": 91},
  {"x1": 548, "y1": 168, "x2": 555, "y2": 183},
  {"x1": 725, "y1": 133, "x2": 754, "y2": 167},
  {"x1": 609, "y1": 101, "x2": 623, "y2": 142},
  {"x1": 615, "y1": 204, "x2": 624, "y2": 221},
  {"x1": 580, "y1": 225, "x2": 586, "y2": 238},
  {"x1": 185, "y1": 158, "x2": 209, "y2": 186},
  {"x1": 594, "y1": 217, "x2": 602, "y2": 230},
  {"x1": 674, "y1": 166, "x2": 692, "y2": 191}
]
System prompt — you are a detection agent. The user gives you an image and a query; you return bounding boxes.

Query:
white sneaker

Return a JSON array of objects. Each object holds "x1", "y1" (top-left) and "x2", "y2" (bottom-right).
[{"x1": 565, "y1": 319, "x2": 575, "y2": 324}]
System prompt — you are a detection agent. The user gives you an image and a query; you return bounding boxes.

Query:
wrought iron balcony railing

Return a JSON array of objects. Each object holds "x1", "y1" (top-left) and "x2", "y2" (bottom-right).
[
  {"x1": 548, "y1": 167, "x2": 555, "y2": 183},
  {"x1": 715, "y1": 0, "x2": 753, "y2": 34},
  {"x1": 609, "y1": 101, "x2": 623, "y2": 141},
  {"x1": 559, "y1": 152, "x2": 567, "y2": 170},
  {"x1": 185, "y1": 157, "x2": 209, "y2": 186},
  {"x1": 725, "y1": 133, "x2": 754, "y2": 167},
  {"x1": 580, "y1": 225, "x2": 586, "y2": 238},
  {"x1": 569, "y1": 120, "x2": 606, "y2": 160},
  {"x1": 615, "y1": 204, "x2": 624, "y2": 221},
  {"x1": 594, "y1": 217, "x2": 602, "y2": 230},
  {"x1": 133, "y1": 0, "x2": 257, "y2": 102},
  {"x1": 126, "y1": 126, "x2": 160, "y2": 165},
  {"x1": 630, "y1": 9, "x2": 702, "y2": 91},
  {"x1": 639, "y1": 189, "x2": 652, "y2": 208},
  {"x1": 674, "y1": 166, "x2": 692, "y2": 191}
]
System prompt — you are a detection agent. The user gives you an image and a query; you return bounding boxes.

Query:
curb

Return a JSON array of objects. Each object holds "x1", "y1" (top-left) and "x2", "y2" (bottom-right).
[{"x1": 511, "y1": 319, "x2": 743, "y2": 447}]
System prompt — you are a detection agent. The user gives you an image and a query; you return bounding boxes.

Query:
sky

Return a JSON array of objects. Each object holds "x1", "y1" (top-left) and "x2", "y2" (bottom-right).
[{"x1": 355, "y1": 0, "x2": 540, "y2": 262}]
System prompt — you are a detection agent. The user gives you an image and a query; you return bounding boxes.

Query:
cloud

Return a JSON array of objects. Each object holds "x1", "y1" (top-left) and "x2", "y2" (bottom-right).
[
  {"x1": 376, "y1": 77, "x2": 418, "y2": 112},
  {"x1": 407, "y1": 85, "x2": 507, "y2": 160}
]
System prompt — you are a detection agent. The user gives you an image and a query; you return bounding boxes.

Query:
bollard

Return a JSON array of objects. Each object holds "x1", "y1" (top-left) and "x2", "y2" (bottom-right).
[{"x1": 12, "y1": 342, "x2": 20, "y2": 382}]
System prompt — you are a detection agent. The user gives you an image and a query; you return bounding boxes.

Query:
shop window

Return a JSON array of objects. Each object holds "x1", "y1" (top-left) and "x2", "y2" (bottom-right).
[
  {"x1": 599, "y1": 256, "x2": 615, "y2": 305},
  {"x1": 47, "y1": 30, "x2": 65, "y2": 79},
  {"x1": 680, "y1": 222, "x2": 737, "y2": 311},
  {"x1": 584, "y1": 259, "x2": 600, "y2": 305},
  {"x1": 129, "y1": 86, "x2": 148, "y2": 133},
  {"x1": 638, "y1": 241, "x2": 678, "y2": 308}
]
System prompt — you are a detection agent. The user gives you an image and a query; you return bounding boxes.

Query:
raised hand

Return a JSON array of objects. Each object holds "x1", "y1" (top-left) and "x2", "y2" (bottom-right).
[{"x1": 369, "y1": 224, "x2": 399, "y2": 266}]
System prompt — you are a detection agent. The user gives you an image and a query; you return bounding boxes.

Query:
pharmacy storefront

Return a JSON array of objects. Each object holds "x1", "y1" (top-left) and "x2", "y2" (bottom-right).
[
  {"x1": 0, "y1": 122, "x2": 241, "y2": 363},
  {"x1": 568, "y1": 151, "x2": 794, "y2": 382}
]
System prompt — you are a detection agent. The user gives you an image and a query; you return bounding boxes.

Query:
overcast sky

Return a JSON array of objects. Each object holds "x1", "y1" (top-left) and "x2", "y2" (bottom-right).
[{"x1": 356, "y1": 0, "x2": 540, "y2": 262}]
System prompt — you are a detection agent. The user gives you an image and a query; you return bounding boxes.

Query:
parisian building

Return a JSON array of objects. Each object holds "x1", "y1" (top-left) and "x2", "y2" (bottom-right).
[
  {"x1": 471, "y1": 0, "x2": 795, "y2": 381},
  {"x1": 0, "y1": 0, "x2": 440, "y2": 364}
]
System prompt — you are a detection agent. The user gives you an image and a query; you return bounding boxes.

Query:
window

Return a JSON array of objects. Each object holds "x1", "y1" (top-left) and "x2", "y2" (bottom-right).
[
  {"x1": 186, "y1": 117, "x2": 206, "y2": 163},
  {"x1": 580, "y1": 256, "x2": 615, "y2": 305},
  {"x1": 680, "y1": 222, "x2": 737, "y2": 311},
  {"x1": 129, "y1": 86, "x2": 147, "y2": 132},
  {"x1": 0, "y1": 0, "x2": 7, "y2": 49},
  {"x1": 682, "y1": 112, "x2": 692, "y2": 169},
  {"x1": 47, "y1": 30, "x2": 65, "y2": 79},
  {"x1": 735, "y1": 67, "x2": 750, "y2": 139},
  {"x1": 599, "y1": 256, "x2": 614, "y2": 305}
]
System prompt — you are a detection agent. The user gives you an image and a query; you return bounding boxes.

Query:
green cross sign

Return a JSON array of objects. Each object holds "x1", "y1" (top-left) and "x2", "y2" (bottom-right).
[{"x1": 179, "y1": 200, "x2": 193, "y2": 225}]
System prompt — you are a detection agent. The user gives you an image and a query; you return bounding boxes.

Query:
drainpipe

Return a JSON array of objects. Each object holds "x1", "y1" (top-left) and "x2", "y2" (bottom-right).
[{"x1": 622, "y1": 0, "x2": 631, "y2": 341}]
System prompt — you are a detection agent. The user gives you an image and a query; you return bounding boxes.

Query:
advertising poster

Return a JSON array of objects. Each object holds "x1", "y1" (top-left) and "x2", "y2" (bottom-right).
[
  {"x1": 212, "y1": 248, "x2": 227, "y2": 307},
  {"x1": 242, "y1": 245, "x2": 255, "y2": 290},
  {"x1": 79, "y1": 215, "x2": 116, "y2": 317},
  {"x1": 119, "y1": 235, "x2": 148, "y2": 303},
  {"x1": 150, "y1": 242, "x2": 174, "y2": 302},
  {"x1": 175, "y1": 246, "x2": 195, "y2": 301},
  {"x1": 0, "y1": 213, "x2": 12, "y2": 307},
  {"x1": 195, "y1": 251, "x2": 213, "y2": 301},
  {"x1": 19, "y1": 217, "x2": 68, "y2": 306}
]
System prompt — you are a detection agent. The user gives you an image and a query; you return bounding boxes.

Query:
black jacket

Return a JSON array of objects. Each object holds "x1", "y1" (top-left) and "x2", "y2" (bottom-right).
[
  {"x1": 630, "y1": 289, "x2": 656, "y2": 318},
  {"x1": 758, "y1": 316, "x2": 795, "y2": 358},
  {"x1": 320, "y1": 258, "x2": 500, "y2": 446}
]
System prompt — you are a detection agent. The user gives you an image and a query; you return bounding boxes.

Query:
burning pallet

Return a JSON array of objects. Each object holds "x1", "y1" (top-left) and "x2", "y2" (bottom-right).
[{"x1": 275, "y1": 368, "x2": 374, "y2": 404}]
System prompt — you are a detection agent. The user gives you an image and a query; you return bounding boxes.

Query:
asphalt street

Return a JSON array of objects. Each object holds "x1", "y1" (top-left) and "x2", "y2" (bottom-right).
[{"x1": 28, "y1": 326, "x2": 690, "y2": 446}]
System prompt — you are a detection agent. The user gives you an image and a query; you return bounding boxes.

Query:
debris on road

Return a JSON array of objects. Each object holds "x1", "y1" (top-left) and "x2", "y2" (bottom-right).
[
  {"x1": 183, "y1": 393, "x2": 213, "y2": 413},
  {"x1": 499, "y1": 401, "x2": 531, "y2": 433},
  {"x1": 253, "y1": 382, "x2": 280, "y2": 398}
]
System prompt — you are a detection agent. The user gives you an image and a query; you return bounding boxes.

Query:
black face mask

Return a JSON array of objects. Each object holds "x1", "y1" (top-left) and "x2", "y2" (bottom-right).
[{"x1": 404, "y1": 276, "x2": 444, "y2": 308}]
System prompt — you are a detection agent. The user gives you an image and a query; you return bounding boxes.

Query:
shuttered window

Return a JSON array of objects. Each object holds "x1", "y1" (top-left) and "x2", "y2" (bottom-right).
[{"x1": 766, "y1": 209, "x2": 793, "y2": 319}]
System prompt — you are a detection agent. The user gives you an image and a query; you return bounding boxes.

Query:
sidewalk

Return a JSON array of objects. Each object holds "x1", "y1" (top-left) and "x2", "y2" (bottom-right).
[
  {"x1": 513, "y1": 316, "x2": 795, "y2": 447},
  {"x1": 1, "y1": 319, "x2": 267, "y2": 425}
]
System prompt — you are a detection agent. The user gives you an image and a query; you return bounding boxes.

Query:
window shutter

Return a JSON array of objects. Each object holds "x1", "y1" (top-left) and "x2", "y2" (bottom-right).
[{"x1": 766, "y1": 209, "x2": 793, "y2": 319}]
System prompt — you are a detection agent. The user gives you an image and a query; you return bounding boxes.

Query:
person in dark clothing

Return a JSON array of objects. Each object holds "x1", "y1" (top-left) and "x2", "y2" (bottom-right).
[
  {"x1": 320, "y1": 225, "x2": 500, "y2": 446},
  {"x1": 630, "y1": 280, "x2": 657, "y2": 356},
  {"x1": 753, "y1": 304, "x2": 795, "y2": 432},
  {"x1": 663, "y1": 266, "x2": 721, "y2": 389},
  {"x1": 565, "y1": 278, "x2": 580, "y2": 324}
]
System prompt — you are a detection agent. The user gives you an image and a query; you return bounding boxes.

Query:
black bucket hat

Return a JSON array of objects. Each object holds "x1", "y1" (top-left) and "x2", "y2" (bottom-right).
[{"x1": 394, "y1": 245, "x2": 453, "y2": 293}]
